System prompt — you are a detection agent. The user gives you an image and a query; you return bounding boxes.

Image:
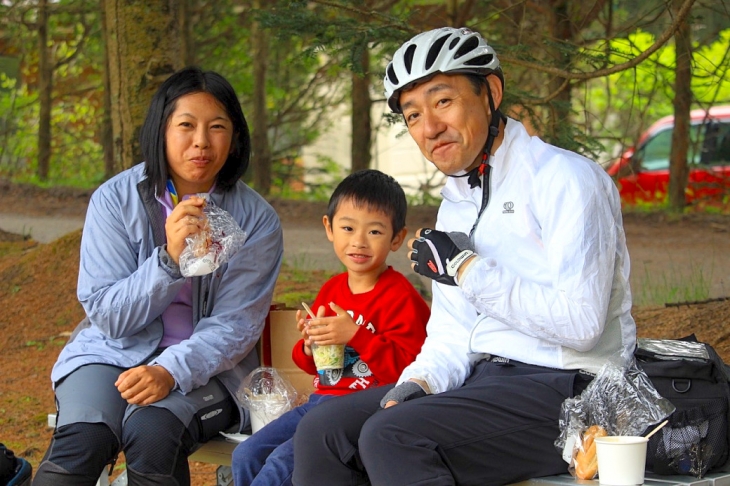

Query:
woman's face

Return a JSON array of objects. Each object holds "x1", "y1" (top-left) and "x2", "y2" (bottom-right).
[{"x1": 165, "y1": 92, "x2": 234, "y2": 197}]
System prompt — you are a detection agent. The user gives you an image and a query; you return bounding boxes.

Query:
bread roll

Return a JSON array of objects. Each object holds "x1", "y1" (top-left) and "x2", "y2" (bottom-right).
[{"x1": 574, "y1": 424, "x2": 607, "y2": 479}]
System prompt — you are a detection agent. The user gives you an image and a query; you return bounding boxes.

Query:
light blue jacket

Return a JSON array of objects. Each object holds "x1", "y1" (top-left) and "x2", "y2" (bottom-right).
[{"x1": 52, "y1": 164, "x2": 283, "y2": 430}]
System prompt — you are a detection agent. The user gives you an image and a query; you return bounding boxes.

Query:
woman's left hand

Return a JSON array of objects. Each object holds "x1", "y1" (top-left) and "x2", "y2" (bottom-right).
[{"x1": 115, "y1": 365, "x2": 176, "y2": 405}]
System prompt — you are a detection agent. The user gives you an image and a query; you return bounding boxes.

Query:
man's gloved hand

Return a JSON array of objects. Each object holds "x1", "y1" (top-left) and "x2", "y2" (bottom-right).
[
  {"x1": 409, "y1": 229, "x2": 475, "y2": 286},
  {"x1": 380, "y1": 381, "x2": 428, "y2": 408}
]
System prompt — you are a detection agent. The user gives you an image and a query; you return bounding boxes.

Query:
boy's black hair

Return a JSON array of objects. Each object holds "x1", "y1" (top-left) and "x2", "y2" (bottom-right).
[
  {"x1": 140, "y1": 66, "x2": 251, "y2": 195},
  {"x1": 326, "y1": 169, "x2": 407, "y2": 237}
]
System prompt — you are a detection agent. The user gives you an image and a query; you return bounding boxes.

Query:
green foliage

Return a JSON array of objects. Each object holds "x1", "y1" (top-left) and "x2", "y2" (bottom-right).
[
  {"x1": 0, "y1": 73, "x2": 104, "y2": 187},
  {"x1": 192, "y1": 2, "x2": 349, "y2": 194},
  {"x1": 575, "y1": 28, "x2": 730, "y2": 165},
  {"x1": 0, "y1": 0, "x2": 106, "y2": 188},
  {"x1": 292, "y1": 155, "x2": 347, "y2": 201},
  {"x1": 1, "y1": 0, "x2": 727, "y2": 199}
]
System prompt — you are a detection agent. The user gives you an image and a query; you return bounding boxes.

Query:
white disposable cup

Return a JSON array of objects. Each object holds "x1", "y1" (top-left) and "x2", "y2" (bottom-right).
[
  {"x1": 249, "y1": 394, "x2": 290, "y2": 433},
  {"x1": 595, "y1": 436, "x2": 648, "y2": 485}
]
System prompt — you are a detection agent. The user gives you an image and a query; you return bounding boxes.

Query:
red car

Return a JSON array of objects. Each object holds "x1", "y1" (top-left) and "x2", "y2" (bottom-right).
[{"x1": 606, "y1": 106, "x2": 730, "y2": 205}]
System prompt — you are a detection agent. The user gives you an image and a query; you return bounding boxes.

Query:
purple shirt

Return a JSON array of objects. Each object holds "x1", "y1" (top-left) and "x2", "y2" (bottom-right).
[{"x1": 156, "y1": 189, "x2": 197, "y2": 347}]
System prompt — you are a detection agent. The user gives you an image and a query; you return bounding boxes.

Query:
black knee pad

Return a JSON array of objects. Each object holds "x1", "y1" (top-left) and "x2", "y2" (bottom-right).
[
  {"x1": 45, "y1": 422, "x2": 119, "y2": 475},
  {"x1": 123, "y1": 407, "x2": 194, "y2": 476}
]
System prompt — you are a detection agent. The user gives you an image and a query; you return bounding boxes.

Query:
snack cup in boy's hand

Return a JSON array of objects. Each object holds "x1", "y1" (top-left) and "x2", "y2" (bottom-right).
[
  {"x1": 306, "y1": 319, "x2": 345, "y2": 371},
  {"x1": 310, "y1": 341, "x2": 345, "y2": 371}
]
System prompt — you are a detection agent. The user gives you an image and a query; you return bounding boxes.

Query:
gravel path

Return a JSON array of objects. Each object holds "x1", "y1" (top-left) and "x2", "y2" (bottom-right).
[{"x1": 0, "y1": 208, "x2": 426, "y2": 289}]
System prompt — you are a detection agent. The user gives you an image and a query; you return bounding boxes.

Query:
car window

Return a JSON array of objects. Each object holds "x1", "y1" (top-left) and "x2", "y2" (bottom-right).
[
  {"x1": 636, "y1": 128, "x2": 672, "y2": 171},
  {"x1": 700, "y1": 120, "x2": 730, "y2": 166},
  {"x1": 635, "y1": 124, "x2": 705, "y2": 171}
]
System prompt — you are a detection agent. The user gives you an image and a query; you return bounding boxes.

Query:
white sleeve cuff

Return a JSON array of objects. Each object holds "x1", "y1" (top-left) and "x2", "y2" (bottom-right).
[{"x1": 456, "y1": 255, "x2": 480, "y2": 286}]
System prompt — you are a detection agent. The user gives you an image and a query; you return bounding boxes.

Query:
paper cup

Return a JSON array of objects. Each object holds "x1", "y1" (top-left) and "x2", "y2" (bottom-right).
[
  {"x1": 595, "y1": 436, "x2": 648, "y2": 485},
  {"x1": 249, "y1": 394, "x2": 290, "y2": 433}
]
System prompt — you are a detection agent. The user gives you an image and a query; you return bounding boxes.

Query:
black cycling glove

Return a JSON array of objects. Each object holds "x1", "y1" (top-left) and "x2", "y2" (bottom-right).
[{"x1": 410, "y1": 229, "x2": 475, "y2": 286}]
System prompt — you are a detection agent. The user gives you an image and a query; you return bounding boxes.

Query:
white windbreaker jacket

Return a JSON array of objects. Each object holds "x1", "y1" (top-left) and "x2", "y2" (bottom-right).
[{"x1": 398, "y1": 119, "x2": 636, "y2": 394}]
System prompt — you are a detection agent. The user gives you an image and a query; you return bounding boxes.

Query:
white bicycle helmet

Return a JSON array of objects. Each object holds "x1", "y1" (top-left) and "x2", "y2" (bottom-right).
[{"x1": 384, "y1": 27, "x2": 502, "y2": 113}]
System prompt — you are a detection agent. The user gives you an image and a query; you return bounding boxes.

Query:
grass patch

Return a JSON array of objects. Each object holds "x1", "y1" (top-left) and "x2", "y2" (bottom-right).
[
  {"x1": 633, "y1": 262, "x2": 712, "y2": 306},
  {"x1": 273, "y1": 261, "x2": 336, "y2": 309}
]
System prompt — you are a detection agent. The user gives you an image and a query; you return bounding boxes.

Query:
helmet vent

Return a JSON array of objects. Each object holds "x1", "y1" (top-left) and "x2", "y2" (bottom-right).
[
  {"x1": 449, "y1": 37, "x2": 459, "y2": 50},
  {"x1": 425, "y1": 34, "x2": 451, "y2": 70},
  {"x1": 403, "y1": 44, "x2": 417, "y2": 74},
  {"x1": 454, "y1": 36, "x2": 479, "y2": 60},
  {"x1": 465, "y1": 54, "x2": 493, "y2": 67},
  {"x1": 387, "y1": 64, "x2": 399, "y2": 86}
]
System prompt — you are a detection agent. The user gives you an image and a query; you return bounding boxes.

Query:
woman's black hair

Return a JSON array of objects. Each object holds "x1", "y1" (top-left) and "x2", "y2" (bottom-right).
[
  {"x1": 326, "y1": 169, "x2": 407, "y2": 237},
  {"x1": 140, "y1": 66, "x2": 251, "y2": 195}
]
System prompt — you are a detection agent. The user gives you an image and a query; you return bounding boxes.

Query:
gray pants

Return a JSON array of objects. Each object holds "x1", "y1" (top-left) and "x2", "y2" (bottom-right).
[{"x1": 33, "y1": 363, "x2": 240, "y2": 486}]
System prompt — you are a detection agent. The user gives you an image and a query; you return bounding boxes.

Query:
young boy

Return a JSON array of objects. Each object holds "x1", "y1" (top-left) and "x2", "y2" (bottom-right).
[{"x1": 231, "y1": 169, "x2": 430, "y2": 486}]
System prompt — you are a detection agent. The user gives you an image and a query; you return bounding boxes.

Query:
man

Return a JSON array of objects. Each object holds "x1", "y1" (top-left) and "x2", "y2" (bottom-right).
[{"x1": 292, "y1": 27, "x2": 636, "y2": 485}]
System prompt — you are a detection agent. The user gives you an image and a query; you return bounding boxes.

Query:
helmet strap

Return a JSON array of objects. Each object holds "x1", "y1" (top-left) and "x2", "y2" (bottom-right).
[
  {"x1": 480, "y1": 84, "x2": 503, "y2": 176},
  {"x1": 456, "y1": 81, "x2": 504, "y2": 189}
]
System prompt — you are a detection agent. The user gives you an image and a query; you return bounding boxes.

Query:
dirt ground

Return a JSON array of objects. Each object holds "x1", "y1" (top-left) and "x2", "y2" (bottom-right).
[{"x1": 0, "y1": 181, "x2": 729, "y2": 485}]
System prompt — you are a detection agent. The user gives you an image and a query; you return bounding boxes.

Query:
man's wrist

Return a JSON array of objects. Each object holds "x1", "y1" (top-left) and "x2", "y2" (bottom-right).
[
  {"x1": 456, "y1": 255, "x2": 478, "y2": 285},
  {"x1": 409, "y1": 378, "x2": 431, "y2": 394}
]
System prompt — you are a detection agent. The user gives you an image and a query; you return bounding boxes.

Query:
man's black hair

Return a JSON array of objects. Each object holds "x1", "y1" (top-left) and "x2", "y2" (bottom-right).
[
  {"x1": 140, "y1": 66, "x2": 251, "y2": 195},
  {"x1": 326, "y1": 169, "x2": 407, "y2": 238}
]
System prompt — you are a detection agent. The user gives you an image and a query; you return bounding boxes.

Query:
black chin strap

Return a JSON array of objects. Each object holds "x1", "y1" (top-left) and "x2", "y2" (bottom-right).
[
  {"x1": 454, "y1": 86, "x2": 506, "y2": 236},
  {"x1": 454, "y1": 86, "x2": 504, "y2": 190}
]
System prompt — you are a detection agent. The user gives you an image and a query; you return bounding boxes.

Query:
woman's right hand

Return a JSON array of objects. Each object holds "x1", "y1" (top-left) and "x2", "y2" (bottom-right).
[{"x1": 165, "y1": 196, "x2": 206, "y2": 264}]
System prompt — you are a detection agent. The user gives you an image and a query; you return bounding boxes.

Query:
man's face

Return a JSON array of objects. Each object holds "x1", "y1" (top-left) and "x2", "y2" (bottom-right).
[{"x1": 400, "y1": 73, "x2": 492, "y2": 175}]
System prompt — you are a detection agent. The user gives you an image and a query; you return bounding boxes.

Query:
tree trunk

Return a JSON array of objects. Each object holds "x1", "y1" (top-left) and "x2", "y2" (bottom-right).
[
  {"x1": 104, "y1": 0, "x2": 182, "y2": 170},
  {"x1": 350, "y1": 48, "x2": 371, "y2": 173},
  {"x1": 546, "y1": 0, "x2": 572, "y2": 146},
  {"x1": 100, "y1": 0, "x2": 117, "y2": 179},
  {"x1": 251, "y1": 0, "x2": 271, "y2": 194},
  {"x1": 179, "y1": 0, "x2": 195, "y2": 66},
  {"x1": 668, "y1": 0, "x2": 693, "y2": 211},
  {"x1": 37, "y1": 0, "x2": 52, "y2": 181}
]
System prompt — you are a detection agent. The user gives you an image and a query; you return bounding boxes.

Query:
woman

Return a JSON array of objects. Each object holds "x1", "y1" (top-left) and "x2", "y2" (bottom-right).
[{"x1": 33, "y1": 67, "x2": 283, "y2": 486}]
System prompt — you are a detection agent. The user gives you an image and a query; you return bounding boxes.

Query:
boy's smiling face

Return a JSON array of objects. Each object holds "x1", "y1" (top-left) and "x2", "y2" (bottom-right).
[{"x1": 323, "y1": 198, "x2": 406, "y2": 286}]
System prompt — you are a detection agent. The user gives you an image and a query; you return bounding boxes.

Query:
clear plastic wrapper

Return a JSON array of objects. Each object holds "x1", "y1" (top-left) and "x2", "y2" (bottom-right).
[
  {"x1": 637, "y1": 337, "x2": 709, "y2": 361},
  {"x1": 555, "y1": 356, "x2": 676, "y2": 479},
  {"x1": 179, "y1": 194, "x2": 247, "y2": 277},
  {"x1": 235, "y1": 367, "x2": 298, "y2": 433}
]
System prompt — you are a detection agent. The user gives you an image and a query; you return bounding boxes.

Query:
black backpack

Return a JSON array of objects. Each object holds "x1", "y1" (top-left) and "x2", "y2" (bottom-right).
[
  {"x1": 635, "y1": 335, "x2": 730, "y2": 478},
  {"x1": 0, "y1": 443, "x2": 31, "y2": 486}
]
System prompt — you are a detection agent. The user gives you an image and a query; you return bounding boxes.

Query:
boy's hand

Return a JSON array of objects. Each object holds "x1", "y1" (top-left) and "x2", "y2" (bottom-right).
[
  {"x1": 295, "y1": 309, "x2": 313, "y2": 356},
  {"x1": 306, "y1": 302, "x2": 358, "y2": 346},
  {"x1": 296, "y1": 305, "x2": 327, "y2": 356}
]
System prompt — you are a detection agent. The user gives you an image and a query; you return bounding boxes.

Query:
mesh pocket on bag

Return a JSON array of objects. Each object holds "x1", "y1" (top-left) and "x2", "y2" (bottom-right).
[{"x1": 648, "y1": 398, "x2": 728, "y2": 477}]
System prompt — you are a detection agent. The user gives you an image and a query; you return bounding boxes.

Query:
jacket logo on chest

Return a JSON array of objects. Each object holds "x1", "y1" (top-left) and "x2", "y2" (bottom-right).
[{"x1": 502, "y1": 201, "x2": 514, "y2": 214}]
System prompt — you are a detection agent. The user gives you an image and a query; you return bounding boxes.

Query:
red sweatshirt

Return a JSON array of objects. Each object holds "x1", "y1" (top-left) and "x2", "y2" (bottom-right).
[{"x1": 292, "y1": 267, "x2": 430, "y2": 396}]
